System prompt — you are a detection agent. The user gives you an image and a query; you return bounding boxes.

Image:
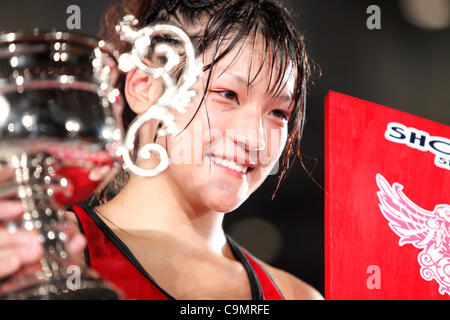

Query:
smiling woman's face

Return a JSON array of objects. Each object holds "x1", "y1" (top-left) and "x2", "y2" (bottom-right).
[{"x1": 129, "y1": 35, "x2": 296, "y2": 213}]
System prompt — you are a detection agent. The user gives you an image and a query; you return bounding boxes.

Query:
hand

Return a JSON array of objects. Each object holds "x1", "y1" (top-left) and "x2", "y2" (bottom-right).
[{"x1": 0, "y1": 169, "x2": 86, "y2": 279}]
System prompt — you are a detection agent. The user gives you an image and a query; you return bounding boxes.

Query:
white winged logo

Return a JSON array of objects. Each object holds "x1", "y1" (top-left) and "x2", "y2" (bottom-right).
[{"x1": 376, "y1": 173, "x2": 450, "y2": 296}]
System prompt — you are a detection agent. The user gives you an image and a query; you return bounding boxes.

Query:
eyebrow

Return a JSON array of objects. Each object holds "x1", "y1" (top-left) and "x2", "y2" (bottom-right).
[{"x1": 219, "y1": 72, "x2": 293, "y2": 104}]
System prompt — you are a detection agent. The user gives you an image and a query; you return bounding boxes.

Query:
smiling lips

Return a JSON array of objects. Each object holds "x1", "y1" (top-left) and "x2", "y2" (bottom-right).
[{"x1": 207, "y1": 155, "x2": 253, "y2": 177}]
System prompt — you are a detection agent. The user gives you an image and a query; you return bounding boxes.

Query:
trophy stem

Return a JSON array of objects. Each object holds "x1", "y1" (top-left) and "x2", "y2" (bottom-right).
[{"x1": 0, "y1": 152, "x2": 121, "y2": 300}]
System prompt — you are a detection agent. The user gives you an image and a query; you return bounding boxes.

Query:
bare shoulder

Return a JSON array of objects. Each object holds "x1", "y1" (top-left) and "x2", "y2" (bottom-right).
[{"x1": 255, "y1": 258, "x2": 323, "y2": 300}]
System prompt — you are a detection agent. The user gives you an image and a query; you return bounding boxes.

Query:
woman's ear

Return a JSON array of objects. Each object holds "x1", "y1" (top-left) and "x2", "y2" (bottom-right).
[{"x1": 124, "y1": 69, "x2": 164, "y2": 114}]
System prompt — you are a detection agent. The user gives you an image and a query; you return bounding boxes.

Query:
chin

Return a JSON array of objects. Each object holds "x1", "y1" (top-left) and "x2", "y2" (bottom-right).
[
  {"x1": 168, "y1": 162, "x2": 251, "y2": 213},
  {"x1": 203, "y1": 189, "x2": 247, "y2": 213}
]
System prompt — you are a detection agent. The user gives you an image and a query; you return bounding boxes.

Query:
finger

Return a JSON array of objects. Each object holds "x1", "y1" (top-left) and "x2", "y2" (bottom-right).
[
  {"x1": 0, "y1": 201, "x2": 23, "y2": 220},
  {"x1": 0, "y1": 168, "x2": 15, "y2": 184},
  {"x1": 17, "y1": 242, "x2": 43, "y2": 265},
  {"x1": 0, "y1": 229, "x2": 40, "y2": 248},
  {"x1": 66, "y1": 233, "x2": 86, "y2": 258},
  {"x1": 0, "y1": 255, "x2": 21, "y2": 278},
  {"x1": 0, "y1": 244, "x2": 43, "y2": 279},
  {"x1": 0, "y1": 243, "x2": 42, "y2": 265}
]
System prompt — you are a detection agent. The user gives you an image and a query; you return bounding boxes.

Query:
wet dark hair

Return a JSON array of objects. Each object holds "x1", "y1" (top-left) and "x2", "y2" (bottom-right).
[{"x1": 97, "y1": 0, "x2": 314, "y2": 202}]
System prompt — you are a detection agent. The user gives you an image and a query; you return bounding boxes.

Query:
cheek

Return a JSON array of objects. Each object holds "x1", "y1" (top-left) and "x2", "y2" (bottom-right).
[
  {"x1": 272, "y1": 127, "x2": 288, "y2": 155},
  {"x1": 164, "y1": 105, "x2": 218, "y2": 176},
  {"x1": 245, "y1": 127, "x2": 287, "y2": 190},
  {"x1": 165, "y1": 97, "x2": 209, "y2": 163},
  {"x1": 259, "y1": 127, "x2": 288, "y2": 167}
]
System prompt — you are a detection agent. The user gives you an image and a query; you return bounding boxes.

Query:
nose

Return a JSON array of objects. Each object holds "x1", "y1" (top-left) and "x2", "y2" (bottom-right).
[{"x1": 230, "y1": 114, "x2": 266, "y2": 153}]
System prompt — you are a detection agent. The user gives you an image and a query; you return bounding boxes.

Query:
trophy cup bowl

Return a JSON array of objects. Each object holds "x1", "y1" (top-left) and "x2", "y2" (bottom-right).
[{"x1": 0, "y1": 30, "x2": 124, "y2": 299}]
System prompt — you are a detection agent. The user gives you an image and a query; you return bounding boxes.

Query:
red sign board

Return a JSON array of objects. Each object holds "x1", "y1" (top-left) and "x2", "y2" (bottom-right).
[{"x1": 325, "y1": 91, "x2": 450, "y2": 299}]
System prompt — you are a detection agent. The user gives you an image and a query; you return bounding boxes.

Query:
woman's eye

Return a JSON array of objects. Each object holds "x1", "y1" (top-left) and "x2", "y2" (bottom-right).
[
  {"x1": 214, "y1": 90, "x2": 239, "y2": 103},
  {"x1": 270, "y1": 109, "x2": 290, "y2": 121}
]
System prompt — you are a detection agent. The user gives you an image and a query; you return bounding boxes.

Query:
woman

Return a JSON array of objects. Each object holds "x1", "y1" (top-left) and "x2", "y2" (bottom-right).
[{"x1": 0, "y1": 0, "x2": 322, "y2": 300}]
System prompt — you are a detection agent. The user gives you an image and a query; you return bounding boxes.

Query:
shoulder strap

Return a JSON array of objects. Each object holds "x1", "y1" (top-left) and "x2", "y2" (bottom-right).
[
  {"x1": 240, "y1": 248, "x2": 286, "y2": 300},
  {"x1": 69, "y1": 205, "x2": 172, "y2": 300},
  {"x1": 226, "y1": 235, "x2": 285, "y2": 300}
]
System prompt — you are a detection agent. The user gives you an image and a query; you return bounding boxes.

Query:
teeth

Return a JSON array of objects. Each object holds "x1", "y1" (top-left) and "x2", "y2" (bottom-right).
[{"x1": 210, "y1": 156, "x2": 249, "y2": 173}]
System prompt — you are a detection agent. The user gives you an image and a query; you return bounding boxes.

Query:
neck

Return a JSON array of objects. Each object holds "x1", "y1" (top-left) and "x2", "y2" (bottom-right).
[{"x1": 97, "y1": 170, "x2": 228, "y2": 255}]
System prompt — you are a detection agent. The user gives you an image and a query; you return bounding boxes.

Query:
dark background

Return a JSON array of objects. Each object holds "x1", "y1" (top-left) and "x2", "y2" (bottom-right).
[{"x1": 1, "y1": 0, "x2": 448, "y2": 297}]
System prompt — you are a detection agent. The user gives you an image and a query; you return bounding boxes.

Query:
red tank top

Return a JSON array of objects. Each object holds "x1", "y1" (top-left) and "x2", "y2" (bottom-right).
[{"x1": 71, "y1": 205, "x2": 285, "y2": 300}]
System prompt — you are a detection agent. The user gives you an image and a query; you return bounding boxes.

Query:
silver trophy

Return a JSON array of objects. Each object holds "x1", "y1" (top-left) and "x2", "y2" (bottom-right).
[{"x1": 0, "y1": 15, "x2": 202, "y2": 299}]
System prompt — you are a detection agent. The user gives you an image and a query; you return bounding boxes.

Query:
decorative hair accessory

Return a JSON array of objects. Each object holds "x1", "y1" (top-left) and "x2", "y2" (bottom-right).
[{"x1": 116, "y1": 15, "x2": 203, "y2": 177}]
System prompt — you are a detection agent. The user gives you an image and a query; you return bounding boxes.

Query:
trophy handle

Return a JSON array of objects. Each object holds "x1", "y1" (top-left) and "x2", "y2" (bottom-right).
[{"x1": 115, "y1": 15, "x2": 203, "y2": 177}]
